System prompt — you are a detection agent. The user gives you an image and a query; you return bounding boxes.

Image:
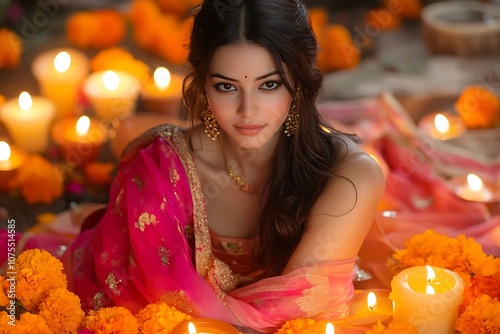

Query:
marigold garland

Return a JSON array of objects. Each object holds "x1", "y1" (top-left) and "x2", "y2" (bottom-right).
[
  {"x1": 38, "y1": 287, "x2": 85, "y2": 334},
  {"x1": 455, "y1": 294, "x2": 500, "y2": 333},
  {"x1": 9, "y1": 312, "x2": 54, "y2": 334},
  {"x1": 136, "y1": 302, "x2": 193, "y2": 334}
]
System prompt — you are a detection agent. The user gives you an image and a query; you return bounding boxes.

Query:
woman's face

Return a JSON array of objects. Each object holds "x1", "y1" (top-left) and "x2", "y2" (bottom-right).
[{"x1": 205, "y1": 43, "x2": 294, "y2": 150}]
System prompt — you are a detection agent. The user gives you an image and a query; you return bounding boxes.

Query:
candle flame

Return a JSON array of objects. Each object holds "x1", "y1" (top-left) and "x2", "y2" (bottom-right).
[
  {"x1": 76, "y1": 116, "x2": 91, "y2": 136},
  {"x1": 18, "y1": 91, "x2": 32, "y2": 111},
  {"x1": 326, "y1": 322, "x2": 334, "y2": 334},
  {"x1": 0, "y1": 141, "x2": 11, "y2": 162},
  {"x1": 103, "y1": 71, "x2": 119, "y2": 91},
  {"x1": 154, "y1": 67, "x2": 171, "y2": 91},
  {"x1": 426, "y1": 283, "x2": 436, "y2": 295},
  {"x1": 54, "y1": 51, "x2": 71, "y2": 73},
  {"x1": 187, "y1": 322, "x2": 196, "y2": 334},
  {"x1": 367, "y1": 292, "x2": 377, "y2": 311},
  {"x1": 434, "y1": 113, "x2": 450, "y2": 133},
  {"x1": 426, "y1": 265, "x2": 436, "y2": 282},
  {"x1": 467, "y1": 173, "x2": 483, "y2": 192}
]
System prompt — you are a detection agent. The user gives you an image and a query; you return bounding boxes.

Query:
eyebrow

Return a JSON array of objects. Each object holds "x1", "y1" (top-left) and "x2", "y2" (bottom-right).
[{"x1": 209, "y1": 70, "x2": 280, "y2": 82}]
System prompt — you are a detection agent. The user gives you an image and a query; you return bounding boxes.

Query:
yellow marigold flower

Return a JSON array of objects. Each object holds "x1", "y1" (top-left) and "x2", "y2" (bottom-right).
[
  {"x1": 90, "y1": 47, "x2": 150, "y2": 81},
  {"x1": 38, "y1": 288, "x2": 85, "y2": 334},
  {"x1": 10, "y1": 312, "x2": 53, "y2": 334},
  {"x1": 367, "y1": 320, "x2": 419, "y2": 334},
  {"x1": 0, "y1": 28, "x2": 23, "y2": 69},
  {"x1": 275, "y1": 317, "x2": 324, "y2": 333},
  {"x1": 0, "y1": 277, "x2": 10, "y2": 308},
  {"x1": 15, "y1": 249, "x2": 67, "y2": 312},
  {"x1": 83, "y1": 306, "x2": 139, "y2": 334},
  {"x1": 456, "y1": 294, "x2": 500, "y2": 333},
  {"x1": 136, "y1": 302, "x2": 192, "y2": 334},
  {"x1": 7, "y1": 155, "x2": 64, "y2": 205}
]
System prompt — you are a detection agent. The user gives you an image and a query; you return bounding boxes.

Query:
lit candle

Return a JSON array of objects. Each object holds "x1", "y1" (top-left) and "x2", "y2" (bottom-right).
[
  {"x1": 367, "y1": 291, "x2": 377, "y2": 311},
  {"x1": 83, "y1": 70, "x2": 140, "y2": 121},
  {"x1": 344, "y1": 290, "x2": 392, "y2": 326},
  {"x1": 417, "y1": 111, "x2": 465, "y2": 140},
  {"x1": 453, "y1": 173, "x2": 499, "y2": 203},
  {"x1": 32, "y1": 48, "x2": 90, "y2": 119},
  {"x1": 0, "y1": 141, "x2": 27, "y2": 190},
  {"x1": 171, "y1": 318, "x2": 239, "y2": 334},
  {"x1": 390, "y1": 265, "x2": 464, "y2": 334},
  {"x1": 141, "y1": 67, "x2": 183, "y2": 115},
  {"x1": 51, "y1": 115, "x2": 109, "y2": 167},
  {"x1": 326, "y1": 322, "x2": 334, "y2": 334},
  {"x1": 0, "y1": 91, "x2": 55, "y2": 153}
]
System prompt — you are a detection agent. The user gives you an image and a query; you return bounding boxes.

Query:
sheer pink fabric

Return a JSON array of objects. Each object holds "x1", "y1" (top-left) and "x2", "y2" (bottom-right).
[{"x1": 62, "y1": 125, "x2": 356, "y2": 332}]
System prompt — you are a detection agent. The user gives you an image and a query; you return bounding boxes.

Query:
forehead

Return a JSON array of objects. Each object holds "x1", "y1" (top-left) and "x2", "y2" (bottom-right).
[{"x1": 208, "y1": 43, "x2": 283, "y2": 78}]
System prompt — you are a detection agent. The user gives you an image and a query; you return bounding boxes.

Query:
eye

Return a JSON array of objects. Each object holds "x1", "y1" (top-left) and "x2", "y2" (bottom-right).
[
  {"x1": 214, "y1": 83, "x2": 236, "y2": 92},
  {"x1": 260, "y1": 81, "x2": 281, "y2": 90}
]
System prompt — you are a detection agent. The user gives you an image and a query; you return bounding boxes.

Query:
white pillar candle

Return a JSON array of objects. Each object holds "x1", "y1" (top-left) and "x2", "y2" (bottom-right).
[
  {"x1": 0, "y1": 91, "x2": 55, "y2": 153},
  {"x1": 83, "y1": 70, "x2": 140, "y2": 121},
  {"x1": 31, "y1": 48, "x2": 90, "y2": 120},
  {"x1": 391, "y1": 265, "x2": 464, "y2": 334}
]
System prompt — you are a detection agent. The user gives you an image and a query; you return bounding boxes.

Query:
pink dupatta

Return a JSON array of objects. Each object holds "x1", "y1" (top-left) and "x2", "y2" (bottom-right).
[{"x1": 64, "y1": 125, "x2": 356, "y2": 332}]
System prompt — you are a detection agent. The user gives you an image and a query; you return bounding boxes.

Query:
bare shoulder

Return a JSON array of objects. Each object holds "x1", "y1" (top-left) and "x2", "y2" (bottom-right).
[{"x1": 281, "y1": 137, "x2": 385, "y2": 273}]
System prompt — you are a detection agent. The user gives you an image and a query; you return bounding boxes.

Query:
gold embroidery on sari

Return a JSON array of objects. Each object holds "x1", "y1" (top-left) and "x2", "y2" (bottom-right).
[
  {"x1": 160, "y1": 290, "x2": 193, "y2": 315},
  {"x1": 132, "y1": 176, "x2": 145, "y2": 190},
  {"x1": 160, "y1": 196, "x2": 167, "y2": 212},
  {"x1": 173, "y1": 190, "x2": 184, "y2": 208},
  {"x1": 105, "y1": 273, "x2": 122, "y2": 296},
  {"x1": 129, "y1": 252, "x2": 136, "y2": 267},
  {"x1": 134, "y1": 212, "x2": 159, "y2": 231},
  {"x1": 99, "y1": 252, "x2": 109, "y2": 264},
  {"x1": 92, "y1": 292, "x2": 105, "y2": 310},
  {"x1": 115, "y1": 188, "x2": 124, "y2": 217},
  {"x1": 170, "y1": 168, "x2": 180, "y2": 187},
  {"x1": 158, "y1": 246, "x2": 172, "y2": 266}
]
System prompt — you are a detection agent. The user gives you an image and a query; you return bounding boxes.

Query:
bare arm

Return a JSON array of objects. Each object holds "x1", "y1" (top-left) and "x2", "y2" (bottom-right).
[{"x1": 281, "y1": 149, "x2": 385, "y2": 274}]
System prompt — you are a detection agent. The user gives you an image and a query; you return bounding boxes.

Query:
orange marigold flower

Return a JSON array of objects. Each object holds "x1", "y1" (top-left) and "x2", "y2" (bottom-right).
[
  {"x1": 383, "y1": 0, "x2": 422, "y2": 20},
  {"x1": 84, "y1": 162, "x2": 115, "y2": 186},
  {"x1": 15, "y1": 249, "x2": 67, "y2": 312},
  {"x1": 156, "y1": 0, "x2": 201, "y2": 16},
  {"x1": 389, "y1": 230, "x2": 495, "y2": 278},
  {"x1": 66, "y1": 9, "x2": 126, "y2": 49},
  {"x1": 0, "y1": 28, "x2": 23, "y2": 69},
  {"x1": 455, "y1": 85, "x2": 500, "y2": 129},
  {"x1": 10, "y1": 312, "x2": 53, "y2": 334},
  {"x1": 275, "y1": 317, "x2": 325, "y2": 333},
  {"x1": 456, "y1": 294, "x2": 500, "y2": 333},
  {"x1": 0, "y1": 95, "x2": 5, "y2": 106},
  {"x1": 367, "y1": 320, "x2": 419, "y2": 334},
  {"x1": 38, "y1": 288, "x2": 85, "y2": 334},
  {"x1": 460, "y1": 275, "x2": 500, "y2": 314},
  {"x1": 136, "y1": 302, "x2": 192, "y2": 334},
  {"x1": 7, "y1": 155, "x2": 64, "y2": 205},
  {"x1": 317, "y1": 24, "x2": 360, "y2": 73},
  {"x1": 0, "y1": 277, "x2": 10, "y2": 308},
  {"x1": 90, "y1": 47, "x2": 150, "y2": 81},
  {"x1": 0, "y1": 311, "x2": 11, "y2": 334},
  {"x1": 83, "y1": 306, "x2": 138, "y2": 334}
]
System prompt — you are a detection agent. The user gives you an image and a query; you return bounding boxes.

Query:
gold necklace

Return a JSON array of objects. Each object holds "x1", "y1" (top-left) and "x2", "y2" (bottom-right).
[{"x1": 219, "y1": 141, "x2": 257, "y2": 195}]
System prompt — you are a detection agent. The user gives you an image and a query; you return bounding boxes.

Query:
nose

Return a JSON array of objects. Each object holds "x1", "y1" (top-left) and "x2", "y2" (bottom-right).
[{"x1": 237, "y1": 92, "x2": 256, "y2": 119}]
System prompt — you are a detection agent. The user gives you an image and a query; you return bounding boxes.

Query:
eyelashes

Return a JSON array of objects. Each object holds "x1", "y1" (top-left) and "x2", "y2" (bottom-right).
[{"x1": 213, "y1": 81, "x2": 283, "y2": 92}]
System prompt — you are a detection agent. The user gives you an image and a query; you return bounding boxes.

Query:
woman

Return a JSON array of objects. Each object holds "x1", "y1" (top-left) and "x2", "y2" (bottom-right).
[{"x1": 67, "y1": 0, "x2": 385, "y2": 331}]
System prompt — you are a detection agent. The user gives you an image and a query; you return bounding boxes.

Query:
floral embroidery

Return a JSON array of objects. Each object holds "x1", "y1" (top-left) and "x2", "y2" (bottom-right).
[
  {"x1": 129, "y1": 252, "x2": 136, "y2": 267},
  {"x1": 170, "y1": 168, "x2": 180, "y2": 187},
  {"x1": 160, "y1": 290, "x2": 193, "y2": 315},
  {"x1": 174, "y1": 190, "x2": 184, "y2": 208},
  {"x1": 132, "y1": 176, "x2": 145, "y2": 190},
  {"x1": 92, "y1": 292, "x2": 105, "y2": 310},
  {"x1": 134, "y1": 212, "x2": 159, "y2": 231},
  {"x1": 105, "y1": 273, "x2": 122, "y2": 296},
  {"x1": 158, "y1": 246, "x2": 172, "y2": 266},
  {"x1": 161, "y1": 196, "x2": 167, "y2": 212}
]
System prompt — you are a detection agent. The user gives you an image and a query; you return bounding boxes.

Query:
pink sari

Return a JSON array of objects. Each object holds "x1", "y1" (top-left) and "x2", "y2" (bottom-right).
[{"x1": 65, "y1": 124, "x2": 356, "y2": 332}]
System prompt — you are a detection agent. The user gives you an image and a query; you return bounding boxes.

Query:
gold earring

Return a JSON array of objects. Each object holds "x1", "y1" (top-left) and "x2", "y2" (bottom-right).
[
  {"x1": 284, "y1": 88, "x2": 300, "y2": 136},
  {"x1": 203, "y1": 105, "x2": 220, "y2": 140}
]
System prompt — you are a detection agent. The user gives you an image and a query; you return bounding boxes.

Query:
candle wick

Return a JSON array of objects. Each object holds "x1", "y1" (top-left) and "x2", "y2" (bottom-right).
[{"x1": 369, "y1": 306, "x2": 374, "y2": 311}]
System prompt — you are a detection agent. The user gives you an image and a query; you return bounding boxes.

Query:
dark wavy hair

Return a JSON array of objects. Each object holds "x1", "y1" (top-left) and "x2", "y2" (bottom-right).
[{"x1": 182, "y1": 0, "x2": 353, "y2": 276}]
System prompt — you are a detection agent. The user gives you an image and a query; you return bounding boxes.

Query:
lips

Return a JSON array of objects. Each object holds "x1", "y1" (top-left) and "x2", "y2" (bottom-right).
[{"x1": 234, "y1": 124, "x2": 265, "y2": 136}]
